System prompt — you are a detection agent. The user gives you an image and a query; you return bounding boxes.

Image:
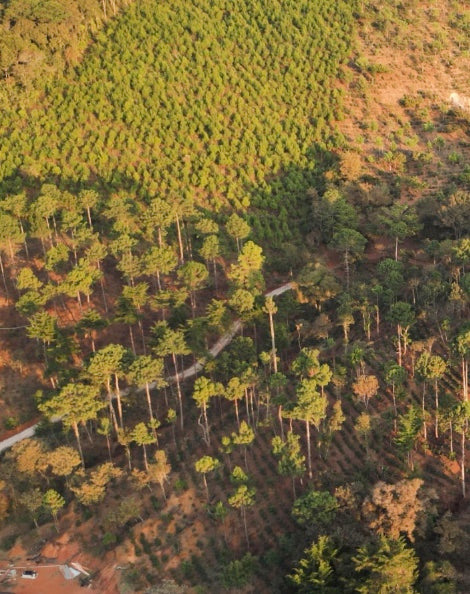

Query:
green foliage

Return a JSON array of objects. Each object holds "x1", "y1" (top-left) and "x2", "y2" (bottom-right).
[
  {"x1": 292, "y1": 490, "x2": 339, "y2": 529},
  {"x1": 353, "y1": 536, "x2": 418, "y2": 593},
  {"x1": 272, "y1": 432, "x2": 306, "y2": 481},
  {"x1": 0, "y1": 0, "x2": 356, "y2": 245},
  {"x1": 42, "y1": 488, "x2": 65, "y2": 520},
  {"x1": 221, "y1": 553, "x2": 258, "y2": 589},
  {"x1": 288, "y1": 535, "x2": 339, "y2": 593},
  {"x1": 395, "y1": 406, "x2": 422, "y2": 457},
  {"x1": 194, "y1": 456, "x2": 220, "y2": 476}
]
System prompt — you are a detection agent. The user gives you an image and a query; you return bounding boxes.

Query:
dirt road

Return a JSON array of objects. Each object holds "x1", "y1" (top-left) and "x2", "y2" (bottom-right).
[{"x1": 0, "y1": 282, "x2": 293, "y2": 453}]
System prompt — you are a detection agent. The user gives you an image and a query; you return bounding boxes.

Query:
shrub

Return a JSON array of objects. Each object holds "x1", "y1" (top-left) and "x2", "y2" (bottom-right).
[{"x1": 221, "y1": 553, "x2": 258, "y2": 589}]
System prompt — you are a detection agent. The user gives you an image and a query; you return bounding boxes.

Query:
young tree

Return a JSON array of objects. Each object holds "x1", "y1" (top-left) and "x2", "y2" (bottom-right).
[
  {"x1": 352, "y1": 375, "x2": 379, "y2": 410},
  {"x1": 148, "y1": 449, "x2": 171, "y2": 500},
  {"x1": 292, "y1": 379, "x2": 327, "y2": 479},
  {"x1": 128, "y1": 355, "x2": 167, "y2": 434},
  {"x1": 427, "y1": 355, "x2": 447, "y2": 438},
  {"x1": 387, "y1": 302, "x2": 415, "y2": 367},
  {"x1": 78, "y1": 189, "x2": 99, "y2": 230},
  {"x1": 454, "y1": 402, "x2": 470, "y2": 497},
  {"x1": 355, "y1": 413, "x2": 372, "y2": 451},
  {"x1": 224, "y1": 376, "x2": 246, "y2": 427},
  {"x1": 144, "y1": 244, "x2": 178, "y2": 291},
  {"x1": 288, "y1": 535, "x2": 339, "y2": 593},
  {"x1": 27, "y1": 311, "x2": 57, "y2": 363},
  {"x1": 200, "y1": 234, "x2": 220, "y2": 289},
  {"x1": 353, "y1": 536, "x2": 418, "y2": 594},
  {"x1": 228, "y1": 288, "x2": 255, "y2": 319},
  {"x1": 122, "y1": 282, "x2": 149, "y2": 351},
  {"x1": 331, "y1": 227, "x2": 367, "y2": 290},
  {"x1": 263, "y1": 296, "x2": 278, "y2": 373},
  {"x1": 39, "y1": 382, "x2": 105, "y2": 467},
  {"x1": 294, "y1": 262, "x2": 340, "y2": 311},
  {"x1": 48, "y1": 446, "x2": 82, "y2": 484},
  {"x1": 232, "y1": 421, "x2": 255, "y2": 470},
  {"x1": 72, "y1": 463, "x2": 122, "y2": 506},
  {"x1": 455, "y1": 325, "x2": 470, "y2": 401},
  {"x1": 337, "y1": 298, "x2": 355, "y2": 345},
  {"x1": 76, "y1": 308, "x2": 107, "y2": 353},
  {"x1": 212, "y1": 500, "x2": 229, "y2": 545},
  {"x1": 228, "y1": 240, "x2": 265, "y2": 294},
  {"x1": 226, "y1": 213, "x2": 250, "y2": 253},
  {"x1": 153, "y1": 323, "x2": 190, "y2": 430},
  {"x1": 292, "y1": 490, "x2": 339, "y2": 534},
  {"x1": 395, "y1": 406, "x2": 422, "y2": 470},
  {"x1": 272, "y1": 432, "x2": 306, "y2": 497},
  {"x1": 177, "y1": 261, "x2": 208, "y2": 317},
  {"x1": 292, "y1": 348, "x2": 332, "y2": 396},
  {"x1": 43, "y1": 489, "x2": 65, "y2": 532},
  {"x1": 384, "y1": 362, "x2": 406, "y2": 422},
  {"x1": 378, "y1": 204, "x2": 421, "y2": 261},
  {"x1": 87, "y1": 344, "x2": 130, "y2": 430},
  {"x1": 416, "y1": 351, "x2": 433, "y2": 441},
  {"x1": 195, "y1": 456, "x2": 221, "y2": 501},
  {"x1": 228, "y1": 483, "x2": 256, "y2": 549},
  {"x1": 131, "y1": 422, "x2": 157, "y2": 471},
  {"x1": 19, "y1": 489, "x2": 43, "y2": 529},
  {"x1": 192, "y1": 376, "x2": 223, "y2": 446}
]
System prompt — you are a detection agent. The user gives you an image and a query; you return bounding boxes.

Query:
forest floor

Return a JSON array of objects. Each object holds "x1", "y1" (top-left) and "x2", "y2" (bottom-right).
[{"x1": 1, "y1": 4, "x2": 470, "y2": 593}]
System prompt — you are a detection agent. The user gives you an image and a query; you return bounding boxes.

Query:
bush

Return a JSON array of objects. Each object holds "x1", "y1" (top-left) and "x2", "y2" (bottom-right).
[
  {"x1": 174, "y1": 478, "x2": 188, "y2": 493},
  {"x1": 102, "y1": 532, "x2": 117, "y2": 548},
  {"x1": 4, "y1": 416, "x2": 19, "y2": 430},
  {"x1": 221, "y1": 553, "x2": 258, "y2": 589}
]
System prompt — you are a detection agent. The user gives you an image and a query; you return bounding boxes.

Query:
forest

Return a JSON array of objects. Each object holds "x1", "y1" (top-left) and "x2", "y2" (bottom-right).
[{"x1": 0, "y1": 0, "x2": 469, "y2": 592}]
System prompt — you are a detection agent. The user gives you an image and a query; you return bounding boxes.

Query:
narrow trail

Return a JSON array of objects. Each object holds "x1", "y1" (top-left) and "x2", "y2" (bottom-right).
[{"x1": 0, "y1": 282, "x2": 293, "y2": 453}]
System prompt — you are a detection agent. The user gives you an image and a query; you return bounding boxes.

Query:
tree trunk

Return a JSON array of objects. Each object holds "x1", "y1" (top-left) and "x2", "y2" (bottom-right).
[
  {"x1": 129, "y1": 325, "x2": 136, "y2": 355},
  {"x1": 203, "y1": 473, "x2": 209, "y2": 501},
  {"x1": 242, "y1": 507, "x2": 249, "y2": 549},
  {"x1": 463, "y1": 357, "x2": 468, "y2": 401},
  {"x1": 73, "y1": 421, "x2": 85, "y2": 468},
  {"x1": 172, "y1": 352, "x2": 184, "y2": 430},
  {"x1": 397, "y1": 324, "x2": 402, "y2": 366},
  {"x1": 422, "y1": 384, "x2": 427, "y2": 442},
  {"x1": 175, "y1": 214, "x2": 184, "y2": 263},
  {"x1": 0, "y1": 253, "x2": 9, "y2": 298},
  {"x1": 306, "y1": 420, "x2": 312, "y2": 479},
  {"x1": 245, "y1": 388, "x2": 251, "y2": 425},
  {"x1": 160, "y1": 480, "x2": 166, "y2": 500},
  {"x1": 461, "y1": 425, "x2": 466, "y2": 498},
  {"x1": 268, "y1": 310, "x2": 277, "y2": 373},
  {"x1": 114, "y1": 375, "x2": 123, "y2": 428},
  {"x1": 99, "y1": 273, "x2": 108, "y2": 313},
  {"x1": 142, "y1": 444, "x2": 149, "y2": 472},
  {"x1": 234, "y1": 399, "x2": 240, "y2": 428},
  {"x1": 435, "y1": 379, "x2": 439, "y2": 439},
  {"x1": 278, "y1": 405, "x2": 284, "y2": 440},
  {"x1": 344, "y1": 249, "x2": 350, "y2": 291},
  {"x1": 106, "y1": 432, "x2": 112, "y2": 462},
  {"x1": 203, "y1": 402, "x2": 210, "y2": 446},
  {"x1": 107, "y1": 380, "x2": 119, "y2": 435},
  {"x1": 213, "y1": 259, "x2": 218, "y2": 291},
  {"x1": 145, "y1": 382, "x2": 157, "y2": 438}
]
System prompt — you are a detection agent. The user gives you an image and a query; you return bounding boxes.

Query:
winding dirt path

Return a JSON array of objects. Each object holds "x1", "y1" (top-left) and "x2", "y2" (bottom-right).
[{"x1": 0, "y1": 282, "x2": 293, "y2": 453}]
